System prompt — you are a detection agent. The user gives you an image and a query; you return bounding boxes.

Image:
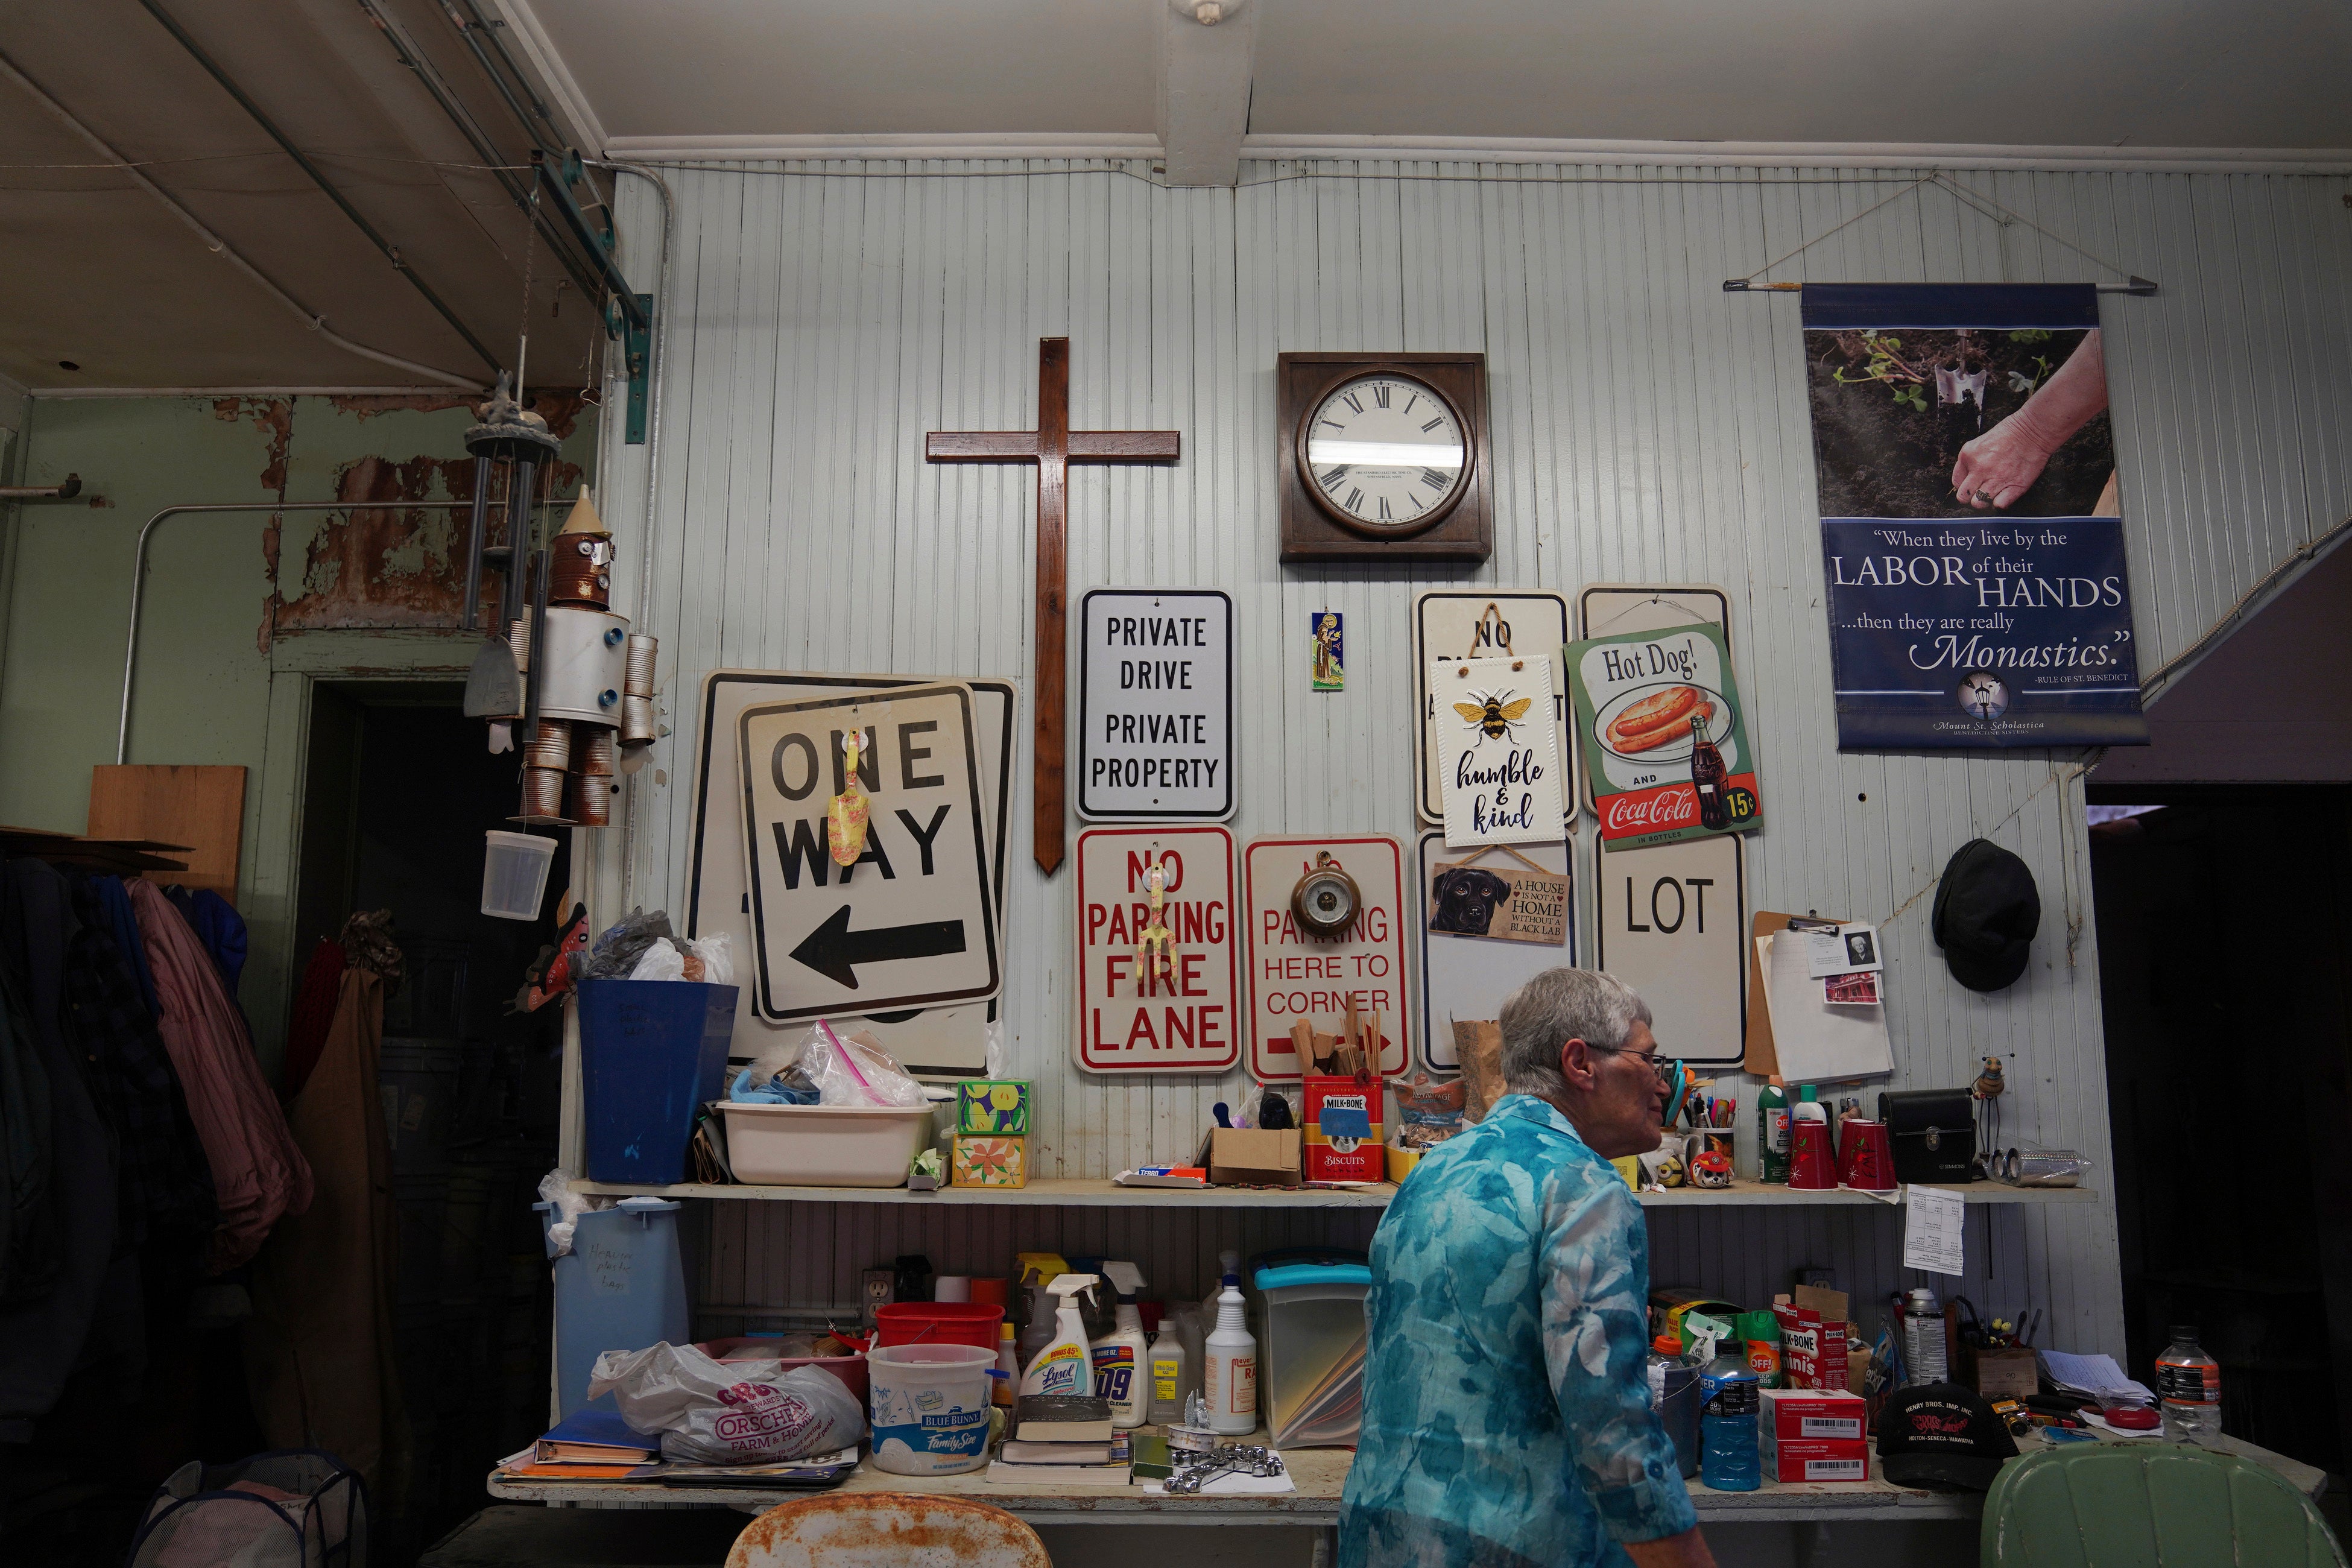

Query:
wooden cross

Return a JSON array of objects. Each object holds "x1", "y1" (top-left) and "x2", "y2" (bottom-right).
[{"x1": 928, "y1": 338, "x2": 1180, "y2": 875}]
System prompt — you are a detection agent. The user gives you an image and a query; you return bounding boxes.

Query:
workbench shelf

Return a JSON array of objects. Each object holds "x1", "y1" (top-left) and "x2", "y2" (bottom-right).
[{"x1": 572, "y1": 1177, "x2": 2097, "y2": 1209}]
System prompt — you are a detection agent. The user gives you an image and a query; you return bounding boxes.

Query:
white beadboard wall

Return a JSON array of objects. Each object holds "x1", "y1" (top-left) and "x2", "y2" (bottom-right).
[{"x1": 589, "y1": 158, "x2": 2352, "y2": 1359}]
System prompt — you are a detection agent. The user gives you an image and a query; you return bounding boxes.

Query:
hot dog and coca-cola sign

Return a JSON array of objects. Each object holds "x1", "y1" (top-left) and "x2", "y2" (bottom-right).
[{"x1": 1566, "y1": 621, "x2": 1762, "y2": 849}]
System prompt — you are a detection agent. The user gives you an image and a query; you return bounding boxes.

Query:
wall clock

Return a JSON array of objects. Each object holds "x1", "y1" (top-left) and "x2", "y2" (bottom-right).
[{"x1": 1277, "y1": 352, "x2": 1492, "y2": 564}]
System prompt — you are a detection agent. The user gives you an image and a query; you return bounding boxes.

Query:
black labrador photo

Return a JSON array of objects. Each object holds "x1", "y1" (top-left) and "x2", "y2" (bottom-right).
[{"x1": 1430, "y1": 867, "x2": 1513, "y2": 937}]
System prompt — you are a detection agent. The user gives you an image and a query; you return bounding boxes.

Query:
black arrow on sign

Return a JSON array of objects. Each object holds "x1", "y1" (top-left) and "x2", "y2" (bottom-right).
[{"x1": 789, "y1": 905, "x2": 967, "y2": 990}]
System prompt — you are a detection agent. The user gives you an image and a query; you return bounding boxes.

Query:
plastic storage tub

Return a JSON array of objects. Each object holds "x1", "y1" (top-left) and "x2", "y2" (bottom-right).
[
  {"x1": 718, "y1": 1101, "x2": 932, "y2": 1187},
  {"x1": 538, "y1": 1196, "x2": 688, "y2": 1418},
  {"x1": 577, "y1": 979, "x2": 737, "y2": 1184},
  {"x1": 1253, "y1": 1247, "x2": 1373, "y2": 1448}
]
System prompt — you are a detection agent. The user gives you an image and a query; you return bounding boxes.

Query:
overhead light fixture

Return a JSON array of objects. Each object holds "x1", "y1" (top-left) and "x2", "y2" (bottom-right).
[{"x1": 1171, "y1": 0, "x2": 1242, "y2": 23}]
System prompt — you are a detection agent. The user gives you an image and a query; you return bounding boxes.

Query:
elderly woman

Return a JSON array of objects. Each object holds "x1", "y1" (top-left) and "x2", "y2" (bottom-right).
[{"x1": 1339, "y1": 968, "x2": 1714, "y2": 1568}]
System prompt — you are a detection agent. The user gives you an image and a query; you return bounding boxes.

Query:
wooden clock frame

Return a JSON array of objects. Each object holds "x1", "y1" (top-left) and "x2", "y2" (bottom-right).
[{"x1": 1276, "y1": 350, "x2": 1493, "y2": 565}]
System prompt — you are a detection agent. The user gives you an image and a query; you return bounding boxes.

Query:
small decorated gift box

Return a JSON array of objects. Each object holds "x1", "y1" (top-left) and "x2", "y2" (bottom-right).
[
  {"x1": 956, "y1": 1079, "x2": 1032, "y2": 1137},
  {"x1": 952, "y1": 1134, "x2": 1028, "y2": 1188}
]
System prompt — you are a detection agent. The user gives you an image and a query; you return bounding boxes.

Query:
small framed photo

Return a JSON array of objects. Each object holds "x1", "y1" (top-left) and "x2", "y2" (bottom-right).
[{"x1": 1805, "y1": 920, "x2": 1882, "y2": 977}]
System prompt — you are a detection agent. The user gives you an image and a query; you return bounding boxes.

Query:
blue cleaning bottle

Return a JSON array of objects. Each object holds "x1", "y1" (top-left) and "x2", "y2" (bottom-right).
[{"x1": 1697, "y1": 1331, "x2": 1761, "y2": 1491}]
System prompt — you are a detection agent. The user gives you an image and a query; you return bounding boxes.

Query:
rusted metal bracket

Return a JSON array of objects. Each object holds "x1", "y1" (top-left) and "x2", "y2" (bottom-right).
[{"x1": 533, "y1": 150, "x2": 655, "y2": 444}]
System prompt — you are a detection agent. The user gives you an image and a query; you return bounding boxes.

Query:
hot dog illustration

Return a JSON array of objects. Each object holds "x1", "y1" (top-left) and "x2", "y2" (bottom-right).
[{"x1": 1604, "y1": 686, "x2": 1715, "y2": 754}]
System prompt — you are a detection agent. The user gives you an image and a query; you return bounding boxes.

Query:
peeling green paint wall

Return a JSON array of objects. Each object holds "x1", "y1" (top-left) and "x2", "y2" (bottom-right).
[{"x1": 0, "y1": 393, "x2": 596, "y2": 1069}]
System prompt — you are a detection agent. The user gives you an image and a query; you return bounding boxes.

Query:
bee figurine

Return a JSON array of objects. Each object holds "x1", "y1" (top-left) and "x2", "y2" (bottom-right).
[
  {"x1": 1454, "y1": 689, "x2": 1534, "y2": 744},
  {"x1": 1134, "y1": 855, "x2": 1175, "y2": 990}
]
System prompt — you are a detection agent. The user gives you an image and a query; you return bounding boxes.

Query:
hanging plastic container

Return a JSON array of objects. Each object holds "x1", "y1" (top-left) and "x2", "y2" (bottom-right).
[
  {"x1": 867, "y1": 1343, "x2": 997, "y2": 1475},
  {"x1": 537, "y1": 1196, "x2": 688, "y2": 1418},
  {"x1": 481, "y1": 830, "x2": 557, "y2": 920},
  {"x1": 576, "y1": 978, "x2": 737, "y2": 1184}
]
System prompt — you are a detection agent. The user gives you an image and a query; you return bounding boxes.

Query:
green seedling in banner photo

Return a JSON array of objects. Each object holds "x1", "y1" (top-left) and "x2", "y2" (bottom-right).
[{"x1": 1564, "y1": 621, "x2": 1762, "y2": 850}]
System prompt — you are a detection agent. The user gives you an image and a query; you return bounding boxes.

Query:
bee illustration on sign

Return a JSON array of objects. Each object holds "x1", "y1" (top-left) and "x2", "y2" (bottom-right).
[{"x1": 1454, "y1": 690, "x2": 1534, "y2": 744}]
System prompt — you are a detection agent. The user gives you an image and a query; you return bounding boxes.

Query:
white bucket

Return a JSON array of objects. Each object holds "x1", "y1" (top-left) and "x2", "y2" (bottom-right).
[{"x1": 867, "y1": 1343, "x2": 997, "y2": 1475}]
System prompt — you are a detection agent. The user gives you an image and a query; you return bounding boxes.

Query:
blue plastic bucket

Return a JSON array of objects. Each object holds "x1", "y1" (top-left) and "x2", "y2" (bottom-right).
[
  {"x1": 577, "y1": 979, "x2": 736, "y2": 1184},
  {"x1": 536, "y1": 1196, "x2": 688, "y2": 1418}
]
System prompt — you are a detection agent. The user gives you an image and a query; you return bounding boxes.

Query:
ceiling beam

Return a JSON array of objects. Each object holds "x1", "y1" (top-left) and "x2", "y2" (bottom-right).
[{"x1": 1156, "y1": 1, "x2": 1259, "y2": 188}]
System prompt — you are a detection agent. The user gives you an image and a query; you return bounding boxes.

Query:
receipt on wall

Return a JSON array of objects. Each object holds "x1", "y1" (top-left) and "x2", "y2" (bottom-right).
[{"x1": 1902, "y1": 1186, "x2": 1965, "y2": 1276}]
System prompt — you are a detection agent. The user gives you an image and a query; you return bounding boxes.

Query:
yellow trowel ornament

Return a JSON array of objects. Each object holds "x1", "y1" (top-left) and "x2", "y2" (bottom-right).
[
  {"x1": 827, "y1": 730, "x2": 871, "y2": 867},
  {"x1": 1134, "y1": 855, "x2": 1174, "y2": 988}
]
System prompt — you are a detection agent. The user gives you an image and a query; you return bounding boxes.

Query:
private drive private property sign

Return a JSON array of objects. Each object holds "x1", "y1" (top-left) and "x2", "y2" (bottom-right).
[
  {"x1": 739, "y1": 684, "x2": 1001, "y2": 1022},
  {"x1": 1073, "y1": 826, "x2": 1240, "y2": 1073},
  {"x1": 1076, "y1": 589, "x2": 1234, "y2": 820}
]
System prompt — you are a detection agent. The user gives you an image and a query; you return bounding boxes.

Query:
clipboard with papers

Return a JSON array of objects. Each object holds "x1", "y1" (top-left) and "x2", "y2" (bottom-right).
[{"x1": 1743, "y1": 909, "x2": 1894, "y2": 1083}]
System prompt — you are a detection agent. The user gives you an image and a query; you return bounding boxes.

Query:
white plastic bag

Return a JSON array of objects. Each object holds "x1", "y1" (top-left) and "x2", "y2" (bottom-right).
[
  {"x1": 587, "y1": 1341, "x2": 865, "y2": 1464},
  {"x1": 688, "y1": 931, "x2": 735, "y2": 985},
  {"x1": 537, "y1": 1169, "x2": 613, "y2": 1257},
  {"x1": 802, "y1": 1020, "x2": 930, "y2": 1108},
  {"x1": 628, "y1": 941, "x2": 688, "y2": 982}
]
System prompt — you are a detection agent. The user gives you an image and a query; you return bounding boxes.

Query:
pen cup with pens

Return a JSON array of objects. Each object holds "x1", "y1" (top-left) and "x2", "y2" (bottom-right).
[{"x1": 1667, "y1": 1066, "x2": 1736, "y2": 1189}]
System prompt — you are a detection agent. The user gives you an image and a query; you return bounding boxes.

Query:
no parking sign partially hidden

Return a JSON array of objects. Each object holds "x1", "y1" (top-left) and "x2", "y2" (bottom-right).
[
  {"x1": 1073, "y1": 826, "x2": 1241, "y2": 1073},
  {"x1": 738, "y1": 684, "x2": 1001, "y2": 1023},
  {"x1": 1243, "y1": 835, "x2": 1410, "y2": 1080}
]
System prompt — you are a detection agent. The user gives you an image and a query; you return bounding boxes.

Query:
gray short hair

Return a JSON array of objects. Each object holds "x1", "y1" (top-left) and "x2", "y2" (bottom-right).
[{"x1": 1498, "y1": 968, "x2": 1654, "y2": 1100}]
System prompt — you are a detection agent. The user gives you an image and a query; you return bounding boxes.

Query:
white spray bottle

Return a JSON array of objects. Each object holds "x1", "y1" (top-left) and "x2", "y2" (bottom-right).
[
  {"x1": 1019, "y1": 1273, "x2": 1101, "y2": 1399},
  {"x1": 1091, "y1": 1262, "x2": 1151, "y2": 1428},
  {"x1": 1201, "y1": 1267, "x2": 1258, "y2": 1435}
]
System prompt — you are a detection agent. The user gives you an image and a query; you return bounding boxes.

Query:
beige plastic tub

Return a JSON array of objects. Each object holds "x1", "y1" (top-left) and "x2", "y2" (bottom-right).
[{"x1": 718, "y1": 1101, "x2": 932, "y2": 1187}]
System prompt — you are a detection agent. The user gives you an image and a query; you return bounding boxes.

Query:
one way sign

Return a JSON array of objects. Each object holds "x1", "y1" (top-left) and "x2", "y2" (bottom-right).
[{"x1": 739, "y1": 684, "x2": 1001, "y2": 1023}]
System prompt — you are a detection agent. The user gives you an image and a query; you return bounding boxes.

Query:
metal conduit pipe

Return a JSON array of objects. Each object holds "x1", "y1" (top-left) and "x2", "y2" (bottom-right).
[
  {"x1": 118, "y1": 501, "x2": 472, "y2": 763},
  {"x1": 0, "y1": 475, "x2": 80, "y2": 499},
  {"x1": 585, "y1": 157, "x2": 673, "y2": 911},
  {"x1": 0, "y1": 51, "x2": 478, "y2": 389},
  {"x1": 134, "y1": 0, "x2": 503, "y2": 375}
]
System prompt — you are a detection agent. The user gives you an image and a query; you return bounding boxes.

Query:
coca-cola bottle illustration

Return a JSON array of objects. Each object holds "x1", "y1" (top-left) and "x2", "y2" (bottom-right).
[{"x1": 1689, "y1": 712, "x2": 1730, "y2": 830}]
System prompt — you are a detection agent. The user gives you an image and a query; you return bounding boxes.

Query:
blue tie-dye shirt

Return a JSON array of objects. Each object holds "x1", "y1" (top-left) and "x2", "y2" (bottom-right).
[{"x1": 1339, "y1": 1095, "x2": 1696, "y2": 1567}]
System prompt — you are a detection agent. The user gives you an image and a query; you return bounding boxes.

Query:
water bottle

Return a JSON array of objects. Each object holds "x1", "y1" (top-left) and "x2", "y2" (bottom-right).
[
  {"x1": 2155, "y1": 1324, "x2": 2221, "y2": 1440},
  {"x1": 1698, "y1": 1341, "x2": 1760, "y2": 1491}
]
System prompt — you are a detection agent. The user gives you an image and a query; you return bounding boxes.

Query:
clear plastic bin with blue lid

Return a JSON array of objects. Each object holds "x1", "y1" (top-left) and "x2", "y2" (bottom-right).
[{"x1": 1251, "y1": 1248, "x2": 1373, "y2": 1449}]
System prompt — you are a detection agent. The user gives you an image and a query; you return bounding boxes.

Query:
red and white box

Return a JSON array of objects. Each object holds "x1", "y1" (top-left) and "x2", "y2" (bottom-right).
[
  {"x1": 1759, "y1": 1386, "x2": 1868, "y2": 1482},
  {"x1": 1761, "y1": 1386, "x2": 1867, "y2": 1441},
  {"x1": 1773, "y1": 1300, "x2": 1850, "y2": 1391}
]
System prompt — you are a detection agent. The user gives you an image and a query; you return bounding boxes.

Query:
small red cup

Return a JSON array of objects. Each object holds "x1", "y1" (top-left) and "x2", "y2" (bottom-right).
[
  {"x1": 1788, "y1": 1116, "x2": 1837, "y2": 1189},
  {"x1": 1838, "y1": 1119, "x2": 1895, "y2": 1191}
]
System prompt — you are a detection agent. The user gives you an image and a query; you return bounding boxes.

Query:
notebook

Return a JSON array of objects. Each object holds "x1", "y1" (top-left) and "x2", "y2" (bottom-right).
[{"x1": 533, "y1": 1407, "x2": 661, "y2": 1464}]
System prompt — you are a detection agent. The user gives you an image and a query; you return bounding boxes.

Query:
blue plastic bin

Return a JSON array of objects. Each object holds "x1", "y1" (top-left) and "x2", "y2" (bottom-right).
[
  {"x1": 577, "y1": 978, "x2": 736, "y2": 1184},
  {"x1": 537, "y1": 1195, "x2": 689, "y2": 1418}
]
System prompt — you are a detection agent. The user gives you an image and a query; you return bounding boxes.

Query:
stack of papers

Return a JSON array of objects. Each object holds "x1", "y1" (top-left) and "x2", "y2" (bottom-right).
[{"x1": 2038, "y1": 1350, "x2": 2153, "y2": 1404}]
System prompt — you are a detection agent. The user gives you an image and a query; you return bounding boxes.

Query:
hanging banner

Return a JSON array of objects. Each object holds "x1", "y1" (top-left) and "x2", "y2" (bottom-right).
[
  {"x1": 1435, "y1": 654, "x2": 1567, "y2": 849},
  {"x1": 1566, "y1": 621, "x2": 1761, "y2": 849},
  {"x1": 1073, "y1": 826, "x2": 1241, "y2": 1073},
  {"x1": 1802, "y1": 283, "x2": 2148, "y2": 748}
]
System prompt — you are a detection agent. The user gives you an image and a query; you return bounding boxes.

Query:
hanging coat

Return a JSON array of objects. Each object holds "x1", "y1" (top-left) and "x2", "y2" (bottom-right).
[
  {"x1": 128, "y1": 880, "x2": 309, "y2": 1270},
  {"x1": 245, "y1": 967, "x2": 409, "y2": 1495}
]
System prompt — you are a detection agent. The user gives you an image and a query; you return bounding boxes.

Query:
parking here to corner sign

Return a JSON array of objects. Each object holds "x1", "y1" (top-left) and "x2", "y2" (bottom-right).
[
  {"x1": 1243, "y1": 835, "x2": 1409, "y2": 1080},
  {"x1": 738, "y1": 684, "x2": 1000, "y2": 1023},
  {"x1": 1073, "y1": 826, "x2": 1239, "y2": 1073},
  {"x1": 1077, "y1": 588, "x2": 1234, "y2": 820}
]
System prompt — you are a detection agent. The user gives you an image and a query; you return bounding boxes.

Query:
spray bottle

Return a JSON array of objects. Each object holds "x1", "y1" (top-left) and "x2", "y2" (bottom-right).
[
  {"x1": 1091, "y1": 1262, "x2": 1151, "y2": 1428},
  {"x1": 1201, "y1": 1266, "x2": 1259, "y2": 1435},
  {"x1": 1019, "y1": 1273, "x2": 1101, "y2": 1399}
]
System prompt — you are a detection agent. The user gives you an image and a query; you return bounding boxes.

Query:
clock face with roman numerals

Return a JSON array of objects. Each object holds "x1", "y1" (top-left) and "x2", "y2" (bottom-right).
[{"x1": 1302, "y1": 373, "x2": 1468, "y2": 534}]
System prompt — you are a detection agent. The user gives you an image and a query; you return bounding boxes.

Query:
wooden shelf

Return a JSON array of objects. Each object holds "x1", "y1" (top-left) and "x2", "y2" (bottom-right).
[{"x1": 572, "y1": 1175, "x2": 2095, "y2": 1209}]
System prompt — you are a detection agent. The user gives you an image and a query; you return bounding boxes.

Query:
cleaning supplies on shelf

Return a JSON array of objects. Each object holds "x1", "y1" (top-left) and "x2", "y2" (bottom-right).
[
  {"x1": 1092, "y1": 1262, "x2": 1150, "y2": 1429},
  {"x1": 1019, "y1": 1273, "x2": 1101, "y2": 1399},
  {"x1": 1202, "y1": 1270, "x2": 1259, "y2": 1435}
]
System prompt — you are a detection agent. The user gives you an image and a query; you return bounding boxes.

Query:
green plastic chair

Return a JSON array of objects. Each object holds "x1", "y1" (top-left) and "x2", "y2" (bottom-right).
[{"x1": 1982, "y1": 1443, "x2": 2347, "y2": 1567}]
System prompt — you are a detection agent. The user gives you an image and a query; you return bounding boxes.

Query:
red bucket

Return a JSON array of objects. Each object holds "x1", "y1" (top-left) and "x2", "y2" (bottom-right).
[{"x1": 873, "y1": 1302, "x2": 1005, "y2": 1351}]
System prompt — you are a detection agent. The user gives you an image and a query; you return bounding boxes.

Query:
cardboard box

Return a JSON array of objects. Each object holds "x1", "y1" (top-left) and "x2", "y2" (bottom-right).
[
  {"x1": 1774, "y1": 1292, "x2": 1851, "y2": 1391},
  {"x1": 1385, "y1": 1143, "x2": 1423, "y2": 1183},
  {"x1": 1965, "y1": 1344, "x2": 2039, "y2": 1399},
  {"x1": 1302, "y1": 1077, "x2": 1385, "y2": 1182},
  {"x1": 1760, "y1": 1386, "x2": 1867, "y2": 1441},
  {"x1": 1209, "y1": 1128, "x2": 1301, "y2": 1187},
  {"x1": 956, "y1": 1080, "x2": 1031, "y2": 1137},
  {"x1": 1759, "y1": 1435, "x2": 1871, "y2": 1484},
  {"x1": 951, "y1": 1134, "x2": 1028, "y2": 1187}
]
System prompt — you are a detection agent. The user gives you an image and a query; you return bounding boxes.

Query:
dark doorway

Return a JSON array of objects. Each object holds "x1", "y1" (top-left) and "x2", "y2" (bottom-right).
[
  {"x1": 2087, "y1": 784, "x2": 2352, "y2": 1479},
  {"x1": 290, "y1": 683, "x2": 570, "y2": 1564}
]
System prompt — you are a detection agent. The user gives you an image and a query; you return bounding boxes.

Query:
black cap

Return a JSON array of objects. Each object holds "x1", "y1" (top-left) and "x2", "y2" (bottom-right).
[
  {"x1": 1877, "y1": 1383, "x2": 2020, "y2": 1491},
  {"x1": 1931, "y1": 839, "x2": 2039, "y2": 993}
]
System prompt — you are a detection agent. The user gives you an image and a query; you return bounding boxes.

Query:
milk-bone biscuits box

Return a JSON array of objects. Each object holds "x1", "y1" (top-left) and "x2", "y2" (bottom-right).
[
  {"x1": 1302, "y1": 1077, "x2": 1384, "y2": 1181},
  {"x1": 1759, "y1": 1388, "x2": 1869, "y2": 1482},
  {"x1": 1773, "y1": 1297, "x2": 1850, "y2": 1390}
]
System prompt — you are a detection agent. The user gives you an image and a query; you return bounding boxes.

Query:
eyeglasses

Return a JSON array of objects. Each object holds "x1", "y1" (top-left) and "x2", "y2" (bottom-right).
[{"x1": 1584, "y1": 1042, "x2": 1668, "y2": 1084}]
